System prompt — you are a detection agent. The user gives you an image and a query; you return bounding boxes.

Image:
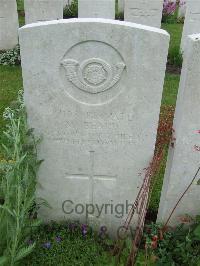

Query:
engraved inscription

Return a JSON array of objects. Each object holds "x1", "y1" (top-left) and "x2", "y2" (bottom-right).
[
  {"x1": 130, "y1": 8, "x2": 159, "y2": 17},
  {"x1": 61, "y1": 58, "x2": 125, "y2": 94},
  {"x1": 45, "y1": 110, "x2": 136, "y2": 146},
  {"x1": 49, "y1": 133, "x2": 135, "y2": 145}
]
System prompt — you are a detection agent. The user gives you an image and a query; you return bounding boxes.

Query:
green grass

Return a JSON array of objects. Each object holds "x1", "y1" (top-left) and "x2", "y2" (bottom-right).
[
  {"x1": 162, "y1": 73, "x2": 180, "y2": 106},
  {"x1": 22, "y1": 222, "x2": 119, "y2": 266},
  {"x1": 19, "y1": 15, "x2": 25, "y2": 27},
  {"x1": 17, "y1": 0, "x2": 24, "y2": 12},
  {"x1": 162, "y1": 23, "x2": 183, "y2": 54},
  {"x1": 0, "y1": 66, "x2": 22, "y2": 155},
  {"x1": 149, "y1": 147, "x2": 169, "y2": 212},
  {"x1": 17, "y1": 0, "x2": 25, "y2": 27},
  {"x1": 162, "y1": 23, "x2": 183, "y2": 66}
]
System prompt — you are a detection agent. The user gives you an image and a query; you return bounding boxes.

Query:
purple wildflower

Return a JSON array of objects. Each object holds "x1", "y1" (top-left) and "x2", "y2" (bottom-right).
[
  {"x1": 163, "y1": 0, "x2": 177, "y2": 16},
  {"x1": 43, "y1": 242, "x2": 51, "y2": 249},
  {"x1": 81, "y1": 224, "x2": 88, "y2": 236},
  {"x1": 26, "y1": 239, "x2": 34, "y2": 246},
  {"x1": 69, "y1": 223, "x2": 76, "y2": 231},
  {"x1": 55, "y1": 236, "x2": 62, "y2": 243}
]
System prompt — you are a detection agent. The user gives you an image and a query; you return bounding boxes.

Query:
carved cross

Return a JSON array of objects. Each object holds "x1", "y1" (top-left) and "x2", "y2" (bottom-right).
[{"x1": 64, "y1": 151, "x2": 117, "y2": 205}]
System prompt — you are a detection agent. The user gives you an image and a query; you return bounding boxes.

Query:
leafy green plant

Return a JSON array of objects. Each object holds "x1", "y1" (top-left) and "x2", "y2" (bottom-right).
[
  {"x1": 0, "y1": 91, "x2": 42, "y2": 265},
  {"x1": 0, "y1": 45, "x2": 21, "y2": 66},
  {"x1": 143, "y1": 217, "x2": 200, "y2": 266}
]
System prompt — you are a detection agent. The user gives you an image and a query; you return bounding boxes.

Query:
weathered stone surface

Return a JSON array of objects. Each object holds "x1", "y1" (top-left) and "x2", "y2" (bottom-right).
[
  {"x1": 24, "y1": 0, "x2": 63, "y2": 24},
  {"x1": 181, "y1": 0, "x2": 200, "y2": 51},
  {"x1": 78, "y1": 0, "x2": 115, "y2": 19},
  {"x1": 158, "y1": 33, "x2": 200, "y2": 225},
  {"x1": 19, "y1": 19, "x2": 169, "y2": 236},
  {"x1": 124, "y1": 0, "x2": 163, "y2": 28},
  {"x1": 0, "y1": 0, "x2": 18, "y2": 50}
]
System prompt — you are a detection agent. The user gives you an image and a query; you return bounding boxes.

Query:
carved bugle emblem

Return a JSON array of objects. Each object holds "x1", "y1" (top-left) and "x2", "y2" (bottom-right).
[{"x1": 61, "y1": 58, "x2": 125, "y2": 94}]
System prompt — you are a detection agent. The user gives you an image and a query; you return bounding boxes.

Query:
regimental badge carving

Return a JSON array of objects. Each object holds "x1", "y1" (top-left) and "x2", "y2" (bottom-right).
[{"x1": 61, "y1": 58, "x2": 125, "y2": 94}]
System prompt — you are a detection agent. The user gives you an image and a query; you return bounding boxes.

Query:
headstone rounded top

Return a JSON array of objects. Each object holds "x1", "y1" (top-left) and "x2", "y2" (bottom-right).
[{"x1": 19, "y1": 18, "x2": 169, "y2": 36}]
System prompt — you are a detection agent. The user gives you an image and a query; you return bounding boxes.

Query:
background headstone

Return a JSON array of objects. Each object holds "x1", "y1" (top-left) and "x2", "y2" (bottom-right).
[
  {"x1": 24, "y1": 0, "x2": 63, "y2": 24},
  {"x1": 181, "y1": 0, "x2": 200, "y2": 51},
  {"x1": 178, "y1": 0, "x2": 186, "y2": 18},
  {"x1": 78, "y1": 0, "x2": 115, "y2": 19},
  {"x1": 0, "y1": 0, "x2": 19, "y2": 50},
  {"x1": 158, "y1": 33, "x2": 200, "y2": 225},
  {"x1": 124, "y1": 0, "x2": 163, "y2": 28},
  {"x1": 19, "y1": 19, "x2": 169, "y2": 236},
  {"x1": 63, "y1": 0, "x2": 72, "y2": 8}
]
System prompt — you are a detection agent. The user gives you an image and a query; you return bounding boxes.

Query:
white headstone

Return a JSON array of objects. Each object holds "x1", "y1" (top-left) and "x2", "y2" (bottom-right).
[
  {"x1": 19, "y1": 19, "x2": 169, "y2": 237},
  {"x1": 181, "y1": 0, "x2": 200, "y2": 51},
  {"x1": 178, "y1": 0, "x2": 186, "y2": 18},
  {"x1": 0, "y1": 0, "x2": 19, "y2": 50},
  {"x1": 158, "y1": 33, "x2": 200, "y2": 225},
  {"x1": 78, "y1": 0, "x2": 115, "y2": 19},
  {"x1": 124, "y1": 0, "x2": 163, "y2": 28},
  {"x1": 63, "y1": 0, "x2": 72, "y2": 8},
  {"x1": 24, "y1": 0, "x2": 63, "y2": 24},
  {"x1": 118, "y1": 0, "x2": 124, "y2": 13}
]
